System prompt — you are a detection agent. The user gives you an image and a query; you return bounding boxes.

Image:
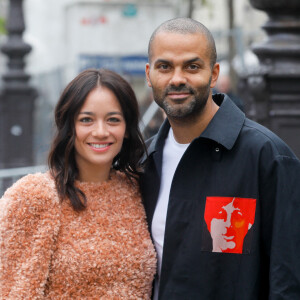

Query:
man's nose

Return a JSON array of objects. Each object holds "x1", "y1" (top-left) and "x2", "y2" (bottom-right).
[
  {"x1": 92, "y1": 122, "x2": 109, "y2": 138},
  {"x1": 224, "y1": 214, "x2": 232, "y2": 229},
  {"x1": 169, "y1": 68, "x2": 187, "y2": 86}
]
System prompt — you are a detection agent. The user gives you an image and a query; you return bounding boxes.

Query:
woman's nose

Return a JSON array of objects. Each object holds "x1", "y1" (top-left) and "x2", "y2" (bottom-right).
[{"x1": 92, "y1": 122, "x2": 109, "y2": 137}]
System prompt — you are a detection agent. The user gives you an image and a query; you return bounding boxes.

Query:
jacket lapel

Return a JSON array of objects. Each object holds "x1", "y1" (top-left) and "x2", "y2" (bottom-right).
[{"x1": 140, "y1": 120, "x2": 170, "y2": 228}]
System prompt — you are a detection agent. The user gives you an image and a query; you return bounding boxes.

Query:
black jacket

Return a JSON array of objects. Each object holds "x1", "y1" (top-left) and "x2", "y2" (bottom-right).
[{"x1": 140, "y1": 94, "x2": 300, "y2": 300}]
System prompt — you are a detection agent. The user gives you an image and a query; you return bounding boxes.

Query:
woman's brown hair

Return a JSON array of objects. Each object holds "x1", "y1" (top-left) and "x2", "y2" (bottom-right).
[{"x1": 48, "y1": 69, "x2": 146, "y2": 210}]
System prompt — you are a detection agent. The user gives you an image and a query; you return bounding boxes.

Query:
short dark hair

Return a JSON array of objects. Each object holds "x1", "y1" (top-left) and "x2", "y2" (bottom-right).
[
  {"x1": 148, "y1": 17, "x2": 217, "y2": 68},
  {"x1": 48, "y1": 69, "x2": 146, "y2": 211}
]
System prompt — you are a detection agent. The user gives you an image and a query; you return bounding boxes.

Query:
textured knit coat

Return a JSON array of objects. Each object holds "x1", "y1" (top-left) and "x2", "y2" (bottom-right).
[{"x1": 0, "y1": 171, "x2": 156, "y2": 299}]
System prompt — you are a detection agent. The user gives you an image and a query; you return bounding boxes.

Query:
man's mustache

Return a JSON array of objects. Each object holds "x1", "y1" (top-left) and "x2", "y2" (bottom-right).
[{"x1": 165, "y1": 85, "x2": 194, "y2": 94}]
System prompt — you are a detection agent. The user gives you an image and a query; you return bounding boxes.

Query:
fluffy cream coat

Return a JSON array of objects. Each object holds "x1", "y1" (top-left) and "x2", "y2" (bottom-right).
[{"x1": 0, "y1": 171, "x2": 156, "y2": 299}]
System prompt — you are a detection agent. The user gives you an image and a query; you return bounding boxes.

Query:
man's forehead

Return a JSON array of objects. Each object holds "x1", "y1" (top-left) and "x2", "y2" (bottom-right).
[
  {"x1": 150, "y1": 32, "x2": 209, "y2": 62},
  {"x1": 152, "y1": 31, "x2": 206, "y2": 47},
  {"x1": 207, "y1": 197, "x2": 248, "y2": 209}
]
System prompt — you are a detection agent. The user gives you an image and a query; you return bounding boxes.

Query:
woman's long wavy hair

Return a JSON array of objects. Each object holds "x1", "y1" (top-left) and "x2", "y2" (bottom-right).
[{"x1": 48, "y1": 69, "x2": 146, "y2": 211}]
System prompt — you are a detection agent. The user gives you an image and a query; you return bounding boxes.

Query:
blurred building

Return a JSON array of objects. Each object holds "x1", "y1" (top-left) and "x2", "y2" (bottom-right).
[
  {"x1": 20, "y1": 0, "x2": 266, "y2": 98},
  {"x1": 20, "y1": 0, "x2": 182, "y2": 163},
  {"x1": 0, "y1": 0, "x2": 268, "y2": 165},
  {"x1": 0, "y1": 0, "x2": 8, "y2": 89}
]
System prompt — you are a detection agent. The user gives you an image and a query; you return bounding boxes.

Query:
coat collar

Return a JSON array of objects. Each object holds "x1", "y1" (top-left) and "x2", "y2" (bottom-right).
[
  {"x1": 200, "y1": 93, "x2": 245, "y2": 150},
  {"x1": 146, "y1": 93, "x2": 245, "y2": 155}
]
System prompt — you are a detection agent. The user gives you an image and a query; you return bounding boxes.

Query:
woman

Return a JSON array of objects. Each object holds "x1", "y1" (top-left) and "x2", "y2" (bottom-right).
[{"x1": 0, "y1": 69, "x2": 156, "y2": 299}]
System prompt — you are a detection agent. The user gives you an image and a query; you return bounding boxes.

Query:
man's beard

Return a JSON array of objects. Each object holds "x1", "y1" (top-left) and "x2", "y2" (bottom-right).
[{"x1": 153, "y1": 77, "x2": 212, "y2": 122}]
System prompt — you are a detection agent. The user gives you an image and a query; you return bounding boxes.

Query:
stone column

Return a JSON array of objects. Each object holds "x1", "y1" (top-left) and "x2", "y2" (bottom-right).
[
  {"x1": 0, "y1": 0, "x2": 37, "y2": 168},
  {"x1": 244, "y1": 0, "x2": 300, "y2": 157}
]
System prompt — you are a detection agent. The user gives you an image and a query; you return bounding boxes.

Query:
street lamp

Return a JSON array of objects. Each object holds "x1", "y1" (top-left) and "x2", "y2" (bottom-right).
[
  {"x1": 242, "y1": 0, "x2": 300, "y2": 158},
  {"x1": 0, "y1": 0, "x2": 37, "y2": 168}
]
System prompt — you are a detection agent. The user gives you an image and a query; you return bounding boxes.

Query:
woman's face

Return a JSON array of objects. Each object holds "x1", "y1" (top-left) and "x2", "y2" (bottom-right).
[{"x1": 74, "y1": 86, "x2": 126, "y2": 181}]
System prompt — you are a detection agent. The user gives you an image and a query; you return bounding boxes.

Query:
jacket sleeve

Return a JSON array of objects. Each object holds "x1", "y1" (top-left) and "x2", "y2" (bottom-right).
[
  {"x1": 0, "y1": 173, "x2": 61, "y2": 299},
  {"x1": 261, "y1": 155, "x2": 300, "y2": 299}
]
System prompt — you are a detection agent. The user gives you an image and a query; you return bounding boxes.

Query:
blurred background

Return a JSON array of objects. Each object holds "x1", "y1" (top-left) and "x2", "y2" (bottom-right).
[{"x1": 1, "y1": 0, "x2": 299, "y2": 193}]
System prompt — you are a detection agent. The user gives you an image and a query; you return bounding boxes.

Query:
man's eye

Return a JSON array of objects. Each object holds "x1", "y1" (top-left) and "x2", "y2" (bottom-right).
[
  {"x1": 233, "y1": 211, "x2": 243, "y2": 220},
  {"x1": 158, "y1": 64, "x2": 169, "y2": 70},
  {"x1": 187, "y1": 64, "x2": 199, "y2": 70},
  {"x1": 217, "y1": 210, "x2": 227, "y2": 220}
]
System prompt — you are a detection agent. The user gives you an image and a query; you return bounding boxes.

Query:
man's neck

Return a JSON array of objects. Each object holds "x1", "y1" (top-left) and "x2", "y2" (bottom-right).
[{"x1": 169, "y1": 99, "x2": 219, "y2": 144}]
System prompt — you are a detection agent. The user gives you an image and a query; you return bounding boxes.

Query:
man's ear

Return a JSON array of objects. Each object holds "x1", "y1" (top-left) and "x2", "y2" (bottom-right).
[
  {"x1": 145, "y1": 63, "x2": 152, "y2": 88},
  {"x1": 210, "y1": 63, "x2": 220, "y2": 89}
]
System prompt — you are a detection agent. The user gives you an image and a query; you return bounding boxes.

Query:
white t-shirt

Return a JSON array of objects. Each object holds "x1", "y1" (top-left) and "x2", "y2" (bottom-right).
[{"x1": 152, "y1": 128, "x2": 190, "y2": 300}]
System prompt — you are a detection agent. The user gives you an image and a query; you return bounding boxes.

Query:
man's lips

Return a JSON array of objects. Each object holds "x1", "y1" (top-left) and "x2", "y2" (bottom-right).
[
  {"x1": 167, "y1": 92, "x2": 191, "y2": 100},
  {"x1": 222, "y1": 235, "x2": 234, "y2": 240}
]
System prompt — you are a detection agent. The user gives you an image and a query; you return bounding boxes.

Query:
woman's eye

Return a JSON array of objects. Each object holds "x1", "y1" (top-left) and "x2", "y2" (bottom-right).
[
  {"x1": 108, "y1": 117, "x2": 121, "y2": 123},
  {"x1": 80, "y1": 117, "x2": 92, "y2": 123}
]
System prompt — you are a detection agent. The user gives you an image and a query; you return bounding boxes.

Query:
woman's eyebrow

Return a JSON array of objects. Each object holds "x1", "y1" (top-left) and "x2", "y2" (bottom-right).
[
  {"x1": 78, "y1": 111, "x2": 94, "y2": 115},
  {"x1": 107, "y1": 112, "x2": 123, "y2": 116}
]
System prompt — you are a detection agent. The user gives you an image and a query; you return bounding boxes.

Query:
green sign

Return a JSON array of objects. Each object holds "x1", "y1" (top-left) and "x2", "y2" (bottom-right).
[
  {"x1": 122, "y1": 4, "x2": 137, "y2": 17},
  {"x1": 0, "y1": 17, "x2": 6, "y2": 35}
]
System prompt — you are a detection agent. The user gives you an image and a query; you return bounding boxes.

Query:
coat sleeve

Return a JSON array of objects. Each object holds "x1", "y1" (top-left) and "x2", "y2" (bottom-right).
[
  {"x1": 0, "y1": 173, "x2": 61, "y2": 299},
  {"x1": 261, "y1": 155, "x2": 300, "y2": 299}
]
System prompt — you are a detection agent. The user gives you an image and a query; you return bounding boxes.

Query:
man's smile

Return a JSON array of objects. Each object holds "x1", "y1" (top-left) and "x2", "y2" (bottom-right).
[{"x1": 167, "y1": 92, "x2": 191, "y2": 100}]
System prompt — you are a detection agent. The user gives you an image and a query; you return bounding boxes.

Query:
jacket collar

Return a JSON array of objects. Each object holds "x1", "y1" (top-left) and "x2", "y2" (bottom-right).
[
  {"x1": 200, "y1": 93, "x2": 245, "y2": 150},
  {"x1": 147, "y1": 93, "x2": 245, "y2": 156},
  {"x1": 147, "y1": 119, "x2": 170, "y2": 155}
]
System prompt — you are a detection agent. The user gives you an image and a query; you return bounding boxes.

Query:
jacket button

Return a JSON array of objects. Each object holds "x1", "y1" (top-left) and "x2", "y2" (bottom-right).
[{"x1": 215, "y1": 147, "x2": 220, "y2": 152}]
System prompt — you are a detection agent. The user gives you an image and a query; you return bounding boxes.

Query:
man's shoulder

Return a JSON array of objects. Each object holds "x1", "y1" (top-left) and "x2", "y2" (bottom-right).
[
  {"x1": 145, "y1": 135, "x2": 157, "y2": 149},
  {"x1": 240, "y1": 118, "x2": 296, "y2": 158}
]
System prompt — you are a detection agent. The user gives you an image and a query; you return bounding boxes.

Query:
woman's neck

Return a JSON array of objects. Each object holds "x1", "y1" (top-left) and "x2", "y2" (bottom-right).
[{"x1": 77, "y1": 166, "x2": 111, "y2": 183}]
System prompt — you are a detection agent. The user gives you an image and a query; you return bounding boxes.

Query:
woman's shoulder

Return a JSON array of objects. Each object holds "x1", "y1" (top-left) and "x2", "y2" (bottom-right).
[
  {"x1": 1, "y1": 171, "x2": 60, "y2": 211},
  {"x1": 4, "y1": 171, "x2": 54, "y2": 194}
]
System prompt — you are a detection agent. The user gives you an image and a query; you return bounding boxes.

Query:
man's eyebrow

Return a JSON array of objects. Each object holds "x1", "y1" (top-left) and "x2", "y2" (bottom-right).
[
  {"x1": 154, "y1": 59, "x2": 170, "y2": 65},
  {"x1": 185, "y1": 57, "x2": 205, "y2": 65},
  {"x1": 154, "y1": 57, "x2": 205, "y2": 65}
]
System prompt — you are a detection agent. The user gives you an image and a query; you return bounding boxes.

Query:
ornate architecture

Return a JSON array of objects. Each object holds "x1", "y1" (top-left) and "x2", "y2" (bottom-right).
[
  {"x1": 0, "y1": 0, "x2": 37, "y2": 168},
  {"x1": 242, "y1": 0, "x2": 300, "y2": 157}
]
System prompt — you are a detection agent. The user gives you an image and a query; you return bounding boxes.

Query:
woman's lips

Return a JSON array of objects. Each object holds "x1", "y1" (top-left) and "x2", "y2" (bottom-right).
[{"x1": 88, "y1": 143, "x2": 112, "y2": 152}]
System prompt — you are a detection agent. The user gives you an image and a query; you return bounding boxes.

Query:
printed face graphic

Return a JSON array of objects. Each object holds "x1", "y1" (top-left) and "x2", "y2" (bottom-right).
[{"x1": 204, "y1": 197, "x2": 256, "y2": 253}]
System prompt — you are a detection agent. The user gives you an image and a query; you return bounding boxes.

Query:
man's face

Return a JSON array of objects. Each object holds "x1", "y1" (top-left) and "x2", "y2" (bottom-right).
[
  {"x1": 204, "y1": 197, "x2": 256, "y2": 253},
  {"x1": 145, "y1": 32, "x2": 219, "y2": 122}
]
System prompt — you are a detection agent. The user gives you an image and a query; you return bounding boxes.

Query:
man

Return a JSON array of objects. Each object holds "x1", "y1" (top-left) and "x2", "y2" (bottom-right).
[{"x1": 140, "y1": 17, "x2": 300, "y2": 299}]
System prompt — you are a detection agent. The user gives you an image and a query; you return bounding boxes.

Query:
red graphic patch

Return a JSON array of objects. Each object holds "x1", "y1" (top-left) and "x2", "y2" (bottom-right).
[{"x1": 203, "y1": 197, "x2": 256, "y2": 254}]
